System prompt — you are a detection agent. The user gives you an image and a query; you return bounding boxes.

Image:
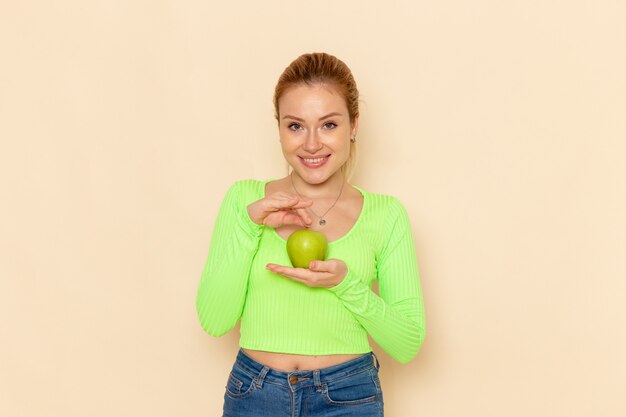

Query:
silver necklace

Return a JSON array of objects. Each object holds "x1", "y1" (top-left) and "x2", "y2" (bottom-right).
[{"x1": 290, "y1": 173, "x2": 345, "y2": 226}]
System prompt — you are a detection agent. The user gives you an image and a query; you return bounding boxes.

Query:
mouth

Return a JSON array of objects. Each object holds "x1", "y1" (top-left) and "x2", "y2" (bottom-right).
[{"x1": 299, "y1": 154, "x2": 331, "y2": 168}]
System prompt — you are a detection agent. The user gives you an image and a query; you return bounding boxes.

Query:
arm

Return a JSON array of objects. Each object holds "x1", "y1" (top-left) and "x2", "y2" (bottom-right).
[
  {"x1": 195, "y1": 181, "x2": 263, "y2": 336},
  {"x1": 328, "y1": 200, "x2": 426, "y2": 364}
]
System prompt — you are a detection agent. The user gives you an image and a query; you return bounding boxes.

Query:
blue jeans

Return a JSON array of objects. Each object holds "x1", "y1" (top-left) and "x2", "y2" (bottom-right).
[{"x1": 222, "y1": 349, "x2": 384, "y2": 417}]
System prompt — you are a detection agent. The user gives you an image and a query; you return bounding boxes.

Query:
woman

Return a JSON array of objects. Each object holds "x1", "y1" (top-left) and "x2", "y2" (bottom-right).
[{"x1": 196, "y1": 52, "x2": 425, "y2": 417}]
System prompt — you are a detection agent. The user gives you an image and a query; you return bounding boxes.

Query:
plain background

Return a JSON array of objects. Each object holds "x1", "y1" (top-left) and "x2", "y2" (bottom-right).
[{"x1": 1, "y1": 1, "x2": 625, "y2": 416}]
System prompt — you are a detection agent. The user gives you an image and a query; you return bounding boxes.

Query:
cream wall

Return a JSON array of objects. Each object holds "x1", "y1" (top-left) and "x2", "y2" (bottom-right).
[{"x1": 1, "y1": 1, "x2": 625, "y2": 416}]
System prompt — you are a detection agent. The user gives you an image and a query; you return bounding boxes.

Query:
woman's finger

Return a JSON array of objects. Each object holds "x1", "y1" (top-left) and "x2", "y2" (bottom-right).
[
  {"x1": 264, "y1": 196, "x2": 298, "y2": 212},
  {"x1": 291, "y1": 207, "x2": 313, "y2": 226},
  {"x1": 266, "y1": 264, "x2": 314, "y2": 283},
  {"x1": 264, "y1": 196, "x2": 312, "y2": 226},
  {"x1": 281, "y1": 211, "x2": 310, "y2": 227},
  {"x1": 309, "y1": 259, "x2": 347, "y2": 284},
  {"x1": 266, "y1": 263, "x2": 343, "y2": 288},
  {"x1": 308, "y1": 260, "x2": 333, "y2": 272},
  {"x1": 265, "y1": 196, "x2": 311, "y2": 212}
]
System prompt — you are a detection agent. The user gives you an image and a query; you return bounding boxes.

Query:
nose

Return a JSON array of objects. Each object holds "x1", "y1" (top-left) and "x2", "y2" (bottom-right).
[{"x1": 303, "y1": 130, "x2": 323, "y2": 153}]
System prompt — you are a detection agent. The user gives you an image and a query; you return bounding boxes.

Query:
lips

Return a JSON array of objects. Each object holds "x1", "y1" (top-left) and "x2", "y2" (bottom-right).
[{"x1": 299, "y1": 154, "x2": 330, "y2": 168}]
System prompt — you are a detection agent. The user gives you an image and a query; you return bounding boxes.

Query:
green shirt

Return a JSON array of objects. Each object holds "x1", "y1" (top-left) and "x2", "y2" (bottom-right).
[{"x1": 196, "y1": 179, "x2": 425, "y2": 363}]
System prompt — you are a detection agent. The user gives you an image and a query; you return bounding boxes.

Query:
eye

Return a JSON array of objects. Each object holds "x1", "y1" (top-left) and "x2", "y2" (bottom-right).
[
  {"x1": 323, "y1": 122, "x2": 337, "y2": 129},
  {"x1": 288, "y1": 123, "x2": 302, "y2": 131}
]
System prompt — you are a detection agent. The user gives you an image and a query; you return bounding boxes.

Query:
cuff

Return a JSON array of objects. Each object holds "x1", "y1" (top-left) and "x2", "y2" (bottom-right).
[
  {"x1": 327, "y1": 270, "x2": 357, "y2": 297},
  {"x1": 238, "y1": 208, "x2": 264, "y2": 238}
]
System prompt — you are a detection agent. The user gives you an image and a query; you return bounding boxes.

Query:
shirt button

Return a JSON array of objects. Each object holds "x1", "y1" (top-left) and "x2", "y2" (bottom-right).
[{"x1": 289, "y1": 375, "x2": 298, "y2": 384}]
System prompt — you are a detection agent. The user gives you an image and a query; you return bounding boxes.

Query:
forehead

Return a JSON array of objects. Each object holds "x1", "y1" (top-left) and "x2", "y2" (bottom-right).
[{"x1": 278, "y1": 83, "x2": 348, "y2": 118}]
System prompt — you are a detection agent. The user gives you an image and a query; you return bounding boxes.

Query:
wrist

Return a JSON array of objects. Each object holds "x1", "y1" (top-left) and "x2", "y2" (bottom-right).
[
  {"x1": 246, "y1": 202, "x2": 264, "y2": 225},
  {"x1": 328, "y1": 269, "x2": 353, "y2": 294}
]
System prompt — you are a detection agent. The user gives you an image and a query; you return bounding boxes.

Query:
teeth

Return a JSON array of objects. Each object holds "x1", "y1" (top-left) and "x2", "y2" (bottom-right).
[{"x1": 303, "y1": 157, "x2": 325, "y2": 163}]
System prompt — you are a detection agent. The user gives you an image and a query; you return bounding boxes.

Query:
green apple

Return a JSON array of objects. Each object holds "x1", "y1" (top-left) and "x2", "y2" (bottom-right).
[{"x1": 286, "y1": 229, "x2": 328, "y2": 268}]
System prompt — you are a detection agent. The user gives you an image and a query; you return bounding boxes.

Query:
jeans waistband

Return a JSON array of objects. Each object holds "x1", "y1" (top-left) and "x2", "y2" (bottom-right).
[{"x1": 234, "y1": 349, "x2": 379, "y2": 388}]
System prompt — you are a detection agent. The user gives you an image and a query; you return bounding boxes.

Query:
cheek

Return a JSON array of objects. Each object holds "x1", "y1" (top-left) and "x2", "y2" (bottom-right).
[
  {"x1": 279, "y1": 137, "x2": 299, "y2": 157},
  {"x1": 333, "y1": 132, "x2": 352, "y2": 152},
  {"x1": 278, "y1": 131, "x2": 291, "y2": 145},
  {"x1": 334, "y1": 140, "x2": 352, "y2": 164}
]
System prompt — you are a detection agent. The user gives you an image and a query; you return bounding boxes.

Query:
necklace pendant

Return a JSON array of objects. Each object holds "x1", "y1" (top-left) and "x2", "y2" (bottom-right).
[{"x1": 319, "y1": 219, "x2": 326, "y2": 226}]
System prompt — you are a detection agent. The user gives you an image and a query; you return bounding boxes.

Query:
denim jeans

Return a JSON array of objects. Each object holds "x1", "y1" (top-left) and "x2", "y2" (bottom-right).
[{"x1": 222, "y1": 349, "x2": 384, "y2": 417}]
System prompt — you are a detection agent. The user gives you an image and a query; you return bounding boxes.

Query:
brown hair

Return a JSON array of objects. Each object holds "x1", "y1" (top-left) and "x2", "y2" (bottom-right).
[{"x1": 273, "y1": 52, "x2": 360, "y2": 179}]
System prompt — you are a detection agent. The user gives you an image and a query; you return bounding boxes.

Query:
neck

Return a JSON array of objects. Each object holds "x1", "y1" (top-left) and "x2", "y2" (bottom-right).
[{"x1": 290, "y1": 171, "x2": 346, "y2": 199}]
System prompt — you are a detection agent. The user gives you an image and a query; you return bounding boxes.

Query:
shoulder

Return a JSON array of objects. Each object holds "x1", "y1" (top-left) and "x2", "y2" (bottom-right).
[
  {"x1": 358, "y1": 188, "x2": 414, "y2": 256},
  {"x1": 358, "y1": 187, "x2": 414, "y2": 247},
  {"x1": 359, "y1": 187, "x2": 408, "y2": 222},
  {"x1": 223, "y1": 179, "x2": 268, "y2": 204}
]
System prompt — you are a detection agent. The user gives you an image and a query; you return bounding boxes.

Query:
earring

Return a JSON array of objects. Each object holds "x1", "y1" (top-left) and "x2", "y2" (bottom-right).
[{"x1": 350, "y1": 136, "x2": 356, "y2": 143}]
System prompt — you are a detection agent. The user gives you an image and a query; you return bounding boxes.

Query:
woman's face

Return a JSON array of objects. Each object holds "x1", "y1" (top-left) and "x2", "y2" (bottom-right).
[{"x1": 278, "y1": 83, "x2": 358, "y2": 185}]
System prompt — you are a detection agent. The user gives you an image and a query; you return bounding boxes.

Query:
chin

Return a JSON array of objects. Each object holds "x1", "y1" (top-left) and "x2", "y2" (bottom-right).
[{"x1": 296, "y1": 170, "x2": 340, "y2": 186}]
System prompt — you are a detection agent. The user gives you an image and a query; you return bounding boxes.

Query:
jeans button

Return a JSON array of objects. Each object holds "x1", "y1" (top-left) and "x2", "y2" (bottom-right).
[{"x1": 289, "y1": 375, "x2": 298, "y2": 384}]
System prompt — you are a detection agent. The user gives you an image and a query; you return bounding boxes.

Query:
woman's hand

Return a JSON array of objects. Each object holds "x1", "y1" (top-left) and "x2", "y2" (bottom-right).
[
  {"x1": 265, "y1": 259, "x2": 348, "y2": 288},
  {"x1": 247, "y1": 192, "x2": 313, "y2": 228}
]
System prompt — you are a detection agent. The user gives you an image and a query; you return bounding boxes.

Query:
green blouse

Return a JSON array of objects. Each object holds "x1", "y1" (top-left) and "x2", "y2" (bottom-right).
[{"x1": 196, "y1": 179, "x2": 425, "y2": 363}]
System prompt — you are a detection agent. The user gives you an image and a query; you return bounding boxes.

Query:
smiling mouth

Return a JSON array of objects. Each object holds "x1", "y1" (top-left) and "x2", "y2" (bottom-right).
[{"x1": 299, "y1": 155, "x2": 330, "y2": 167}]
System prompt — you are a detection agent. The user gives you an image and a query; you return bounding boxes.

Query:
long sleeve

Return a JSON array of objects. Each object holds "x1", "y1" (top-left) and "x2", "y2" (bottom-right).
[
  {"x1": 328, "y1": 199, "x2": 426, "y2": 364},
  {"x1": 195, "y1": 181, "x2": 264, "y2": 336}
]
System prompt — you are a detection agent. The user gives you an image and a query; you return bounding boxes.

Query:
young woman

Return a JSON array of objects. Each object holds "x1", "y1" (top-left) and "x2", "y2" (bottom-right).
[{"x1": 196, "y1": 52, "x2": 426, "y2": 417}]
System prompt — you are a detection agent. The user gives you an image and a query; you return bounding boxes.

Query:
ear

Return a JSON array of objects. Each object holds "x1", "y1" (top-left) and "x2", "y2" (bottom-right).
[{"x1": 351, "y1": 115, "x2": 359, "y2": 139}]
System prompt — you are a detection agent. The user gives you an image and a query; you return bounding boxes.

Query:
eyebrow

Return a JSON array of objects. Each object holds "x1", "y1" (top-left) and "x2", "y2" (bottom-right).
[{"x1": 282, "y1": 112, "x2": 343, "y2": 122}]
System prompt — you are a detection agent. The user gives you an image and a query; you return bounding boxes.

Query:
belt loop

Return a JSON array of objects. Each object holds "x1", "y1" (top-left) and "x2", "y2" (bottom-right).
[
  {"x1": 371, "y1": 352, "x2": 380, "y2": 371},
  {"x1": 255, "y1": 366, "x2": 270, "y2": 388},
  {"x1": 313, "y1": 369, "x2": 321, "y2": 388}
]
